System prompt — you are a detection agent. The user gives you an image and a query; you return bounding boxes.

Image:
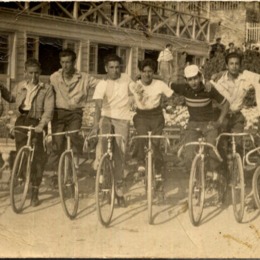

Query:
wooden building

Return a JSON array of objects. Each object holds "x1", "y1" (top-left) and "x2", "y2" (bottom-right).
[{"x1": 0, "y1": 2, "x2": 211, "y2": 92}]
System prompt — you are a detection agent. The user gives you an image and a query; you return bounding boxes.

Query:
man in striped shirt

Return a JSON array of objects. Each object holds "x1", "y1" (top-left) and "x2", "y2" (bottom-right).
[{"x1": 169, "y1": 65, "x2": 229, "y2": 174}]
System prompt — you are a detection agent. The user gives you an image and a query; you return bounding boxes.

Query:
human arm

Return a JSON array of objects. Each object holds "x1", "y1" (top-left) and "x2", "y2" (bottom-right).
[
  {"x1": 35, "y1": 85, "x2": 54, "y2": 133},
  {"x1": 0, "y1": 82, "x2": 15, "y2": 103}
]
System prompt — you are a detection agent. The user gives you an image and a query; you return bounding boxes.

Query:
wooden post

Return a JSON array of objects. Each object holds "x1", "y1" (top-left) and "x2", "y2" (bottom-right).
[
  {"x1": 148, "y1": 6, "x2": 152, "y2": 32},
  {"x1": 73, "y1": 2, "x2": 78, "y2": 20},
  {"x1": 113, "y1": 2, "x2": 118, "y2": 26}
]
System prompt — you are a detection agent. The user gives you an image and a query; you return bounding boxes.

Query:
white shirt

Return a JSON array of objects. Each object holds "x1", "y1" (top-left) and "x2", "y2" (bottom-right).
[
  {"x1": 23, "y1": 82, "x2": 41, "y2": 110},
  {"x1": 210, "y1": 70, "x2": 260, "y2": 115},
  {"x1": 92, "y1": 73, "x2": 132, "y2": 120},
  {"x1": 157, "y1": 48, "x2": 173, "y2": 62},
  {"x1": 130, "y1": 79, "x2": 173, "y2": 110}
]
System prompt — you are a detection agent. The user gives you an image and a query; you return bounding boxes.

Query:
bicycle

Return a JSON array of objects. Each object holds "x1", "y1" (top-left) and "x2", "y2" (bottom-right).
[
  {"x1": 177, "y1": 128, "x2": 223, "y2": 226},
  {"x1": 245, "y1": 145, "x2": 260, "y2": 210},
  {"x1": 131, "y1": 131, "x2": 170, "y2": 225},
  {"x1": 216, "y1": 132, "x2": 255, "y2": 223},
  {"x1": 86, "y1": 133, "x2": 125, "y2": 227},
  {"x1": 10, "y1": 126, "x2": 45, "y2": 213},
  {"x1": 46, "y1": 129, "x2": 80, "y2": 219}
]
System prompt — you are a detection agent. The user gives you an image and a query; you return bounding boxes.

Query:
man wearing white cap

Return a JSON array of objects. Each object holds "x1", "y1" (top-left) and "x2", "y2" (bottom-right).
[{"x1": 169, "y1": 64, "x2": 229, "y2": 175}]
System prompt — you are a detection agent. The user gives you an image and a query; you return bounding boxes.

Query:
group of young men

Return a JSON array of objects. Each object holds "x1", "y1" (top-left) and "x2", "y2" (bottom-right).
[{"x1": 1, "y1": 47, "x2": 260, "y2": 208}]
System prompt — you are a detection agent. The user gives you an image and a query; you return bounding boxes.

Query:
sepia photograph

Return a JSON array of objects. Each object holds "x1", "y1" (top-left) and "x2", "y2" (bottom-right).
[{"x1": 0, "y1": 0, "x2": 260, "y2": 258}]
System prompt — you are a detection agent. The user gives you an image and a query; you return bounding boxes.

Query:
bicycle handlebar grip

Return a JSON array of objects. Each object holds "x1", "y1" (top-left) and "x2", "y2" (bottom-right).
[{"x1": 245, "y1": 147, "x2": 260, "y2": 166}]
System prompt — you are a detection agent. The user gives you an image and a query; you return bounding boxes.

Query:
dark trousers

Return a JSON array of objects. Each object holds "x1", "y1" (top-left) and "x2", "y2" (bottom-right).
[
  {"x1": 183, "y1": 121, "x2": 220, "y2": 173},
  {"x1": 133, "y1": 112, "x2": 165, "y2": 174},
  {"x1": 47, "y1": 109, "x2": 84, "y2": 171},
  {"x1": 15, "y1": 115, "x2": 47, "y2": 187}
]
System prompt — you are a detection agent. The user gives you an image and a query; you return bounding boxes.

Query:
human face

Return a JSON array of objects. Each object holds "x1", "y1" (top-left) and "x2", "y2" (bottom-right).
[
  {"x1": 105, "y1": 61, "x2": 121, "y2": 80},
  {"x1": 141, "y1": 66, "x2": 154, "y2": 86},
  {"x1": 60, "y1": 56, "x2": 75, "y2": 74},
  {"x1": 226, "y1": 57, "x2": 240, "y2": 78},
  {"x1": 186, "y1": 74, "x2": 201, "y2": 90},
  {"x1": 25, "y1": 66, "x2": 41, "y2": 85}
]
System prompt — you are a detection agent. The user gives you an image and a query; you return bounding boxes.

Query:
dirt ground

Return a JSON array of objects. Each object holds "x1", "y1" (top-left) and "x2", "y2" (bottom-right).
[{"x1": 1, "y1": 156, "x2": 260, "y2": 258}]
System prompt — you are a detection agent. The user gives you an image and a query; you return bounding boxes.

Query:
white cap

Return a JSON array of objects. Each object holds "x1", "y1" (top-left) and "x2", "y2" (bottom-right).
[{"x1": 184, "y1": 65, "x2": 200, "y2": 78}]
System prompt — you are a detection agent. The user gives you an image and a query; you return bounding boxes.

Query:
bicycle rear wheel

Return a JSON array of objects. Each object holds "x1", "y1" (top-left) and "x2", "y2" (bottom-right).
[
  {"x1": 253, "y1": 166, "x2": 260, "y2": 209},
  {"x1": 231, "y1": 153, "x2": 245, "y2": 223},
  {"x1": 96, "y1": 154, "x2": 115, "y2": 226},
  {"x1": 10, "y1": 147, "x2": 31, "y2": 213},
  {"x1": 188, "y1": 155, "x2": 205, "y2": 226},
  {"x1": 146, "y1": 152, "x2": 154, "y2": 225},
  {"x1": 58, "y1": 151, "x2": 79, "y2": 219}
]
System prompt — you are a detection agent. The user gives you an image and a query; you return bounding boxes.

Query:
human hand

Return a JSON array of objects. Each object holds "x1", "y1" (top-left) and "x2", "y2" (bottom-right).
[
  {"x1": 204, "y1": 81, "x2": 213, "y2": 92},
  {"x1": 35, "y1": 125, "x2": 44, "y2": 133}
]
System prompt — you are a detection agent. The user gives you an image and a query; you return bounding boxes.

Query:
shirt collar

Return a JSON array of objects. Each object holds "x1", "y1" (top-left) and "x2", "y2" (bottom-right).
[
  {"x1": 22, "y1": 81, "x2": 44, "y2": 90},
  {"x1": 58, "y1": 68, "x2": 82, "y2": 81}
]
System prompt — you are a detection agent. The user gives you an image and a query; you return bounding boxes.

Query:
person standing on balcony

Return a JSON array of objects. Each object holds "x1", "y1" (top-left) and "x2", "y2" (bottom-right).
[{"x1": 157, "y1": 43, "x2": 174, "y2": 84}]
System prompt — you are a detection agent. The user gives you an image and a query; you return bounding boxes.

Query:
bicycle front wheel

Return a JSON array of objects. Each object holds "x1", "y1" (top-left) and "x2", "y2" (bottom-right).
[
  {"x1": 58, "y1": 151, "x2": 79, "y2": 219},
  {"x1": 253, "y1": 166, "x2": 260, "y2": 209},
  {"x1": 10, "y1": 147, "x2": 31, "y2": 213},
  {"x1": 96, "y1": 154, "x2": 115, "y2": 227},
  {"x1": 188, "y1": 155, "x2": 205, "y2": 226},
  {"x1": 231, "y1": 153, "x2": 245, "y2": 223}
]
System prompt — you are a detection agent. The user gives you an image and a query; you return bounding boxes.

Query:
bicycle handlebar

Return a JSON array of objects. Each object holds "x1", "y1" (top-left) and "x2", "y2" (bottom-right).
[
  {"x1": 216, "y1": 132, "x2": 255, "y2": 147},
  {"x1": 245, "y1": 147, "x2": 260, "y2": 166},
  {"x1": 131, "y1": 134, "x2": 170, "y2": 147},
  {"x1": 177, "y1": 141, "x2": 223, "y2": 162},
  {"x1": 46, "y1": 129, "x2": 80, "y2": 138}
]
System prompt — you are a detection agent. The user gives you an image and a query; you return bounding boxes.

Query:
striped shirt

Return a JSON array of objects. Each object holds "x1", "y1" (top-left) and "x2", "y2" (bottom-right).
[{"x1": 170, "y1": 82, "x2": 226, "y2": 122}]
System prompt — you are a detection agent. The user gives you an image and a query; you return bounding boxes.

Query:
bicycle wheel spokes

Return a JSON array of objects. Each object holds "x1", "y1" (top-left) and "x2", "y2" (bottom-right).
[
  {"x1": 188, "y1": 156, "x2": 205, "y2": 226},
  {"x1": 10, "y1": 147, "x2": 31, "y2": 213},
  {"x1": 147, "y1": 154, "x2": 154, "y2": 225},
  {"x1": 253, "y1": 166, "x2": 260, "y2": 209},
  {"x1": 231, "y1": 154, "x2": 245, "y2": 223},
  {"x1": 58, "y1": 152, "x2": 79, "y2": 219},
  {"x1": 96, "y1": 155, "x2": 115, "y2": 227}
]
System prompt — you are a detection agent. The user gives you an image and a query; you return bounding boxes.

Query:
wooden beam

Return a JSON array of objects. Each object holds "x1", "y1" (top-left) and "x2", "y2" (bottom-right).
[
  {"x1": 192, "y1": 17, "x2": 196, "y2": 39},
  {"x1": 195, "y1": 19, "x2": 208, "y2": 40},
  {"x1": 90, "y1": 3, "x2": 113, "y2": 26},
  {"x1": 56, "y1": 2, "x2": 75, "y2": 20},
  {"x1": 78, "y1": 2, "x2": 106, "y2": 21},
  {"x1": 148, "y1": 7, "x2": 152, "y2": 31},
  {"x1": 28, "y1": 2, "x2": 48, "y2": 14},
  {"x1": 113, "y1": 2, "x2": 118, "y2": 26},
  {"x1": 73, "y1": 2, "x2": 79, "y2": 20},
  {"x1": 118, "y1": 15, "x2": 134, "y2": 28},
  {"x1": 179, "y1": 15, "x2": 193, "y2": 38}
]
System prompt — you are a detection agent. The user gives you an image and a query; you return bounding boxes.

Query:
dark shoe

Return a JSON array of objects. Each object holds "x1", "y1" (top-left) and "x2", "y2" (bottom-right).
[
  {"x1": 31, "y1": 186, "x2": 41, "y2": 207},
  {"x1": 155, "y1": 174, "x2": 164, "y2": 192}
]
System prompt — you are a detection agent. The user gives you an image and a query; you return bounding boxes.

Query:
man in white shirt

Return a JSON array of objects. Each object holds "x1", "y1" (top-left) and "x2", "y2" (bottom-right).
[
  {"x1": 130, "y1": 59, "x2": 173, "y2": 190},
  {"x1": 92, "y1": 54, "x2": 133, "y2": 201},
  {"x1": 157, "y1": 43, "x2": 174, "y2": 84},
  {"x1": 210, "y1": 52, "x2": 260, "y2": 133}
]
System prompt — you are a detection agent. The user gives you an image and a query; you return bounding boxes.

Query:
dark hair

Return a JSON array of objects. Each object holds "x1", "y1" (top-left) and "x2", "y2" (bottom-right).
[
  {"x1": 104, "y1": 54, "x2": 122, "y2": 65},
  {"x1": 138, "y1": 59, "x2": 156, "y2": 72},
  {"x1": 25, "y1": 58, "x2": 41, "y2": 69},
  {"x1": 59, "y1": 48, "x2": 76, "y2": 62},
  {"x1": 166, "y1": 43, "x2": 172, "y2": 48},
  {"x1": 225, "y1": 52, "x2": 243, "y2": 65},
  {"x1": 229, "y1": 42, "x2": 234, "y2": 47},
  {"x1": 216, "y1": 37, "x2": 221, "y2": 41}
]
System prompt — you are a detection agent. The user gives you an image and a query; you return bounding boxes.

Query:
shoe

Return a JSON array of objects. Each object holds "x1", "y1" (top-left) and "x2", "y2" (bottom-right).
[
  {"x1": 30, "y1": 186, "x2": 41, "y2": 207},
  {"x1": 138, "y1": 165, "x2": 145, "y2": 173},
  {"x1": 155, "y1": 174, "x2": 164, "y2": 192}
]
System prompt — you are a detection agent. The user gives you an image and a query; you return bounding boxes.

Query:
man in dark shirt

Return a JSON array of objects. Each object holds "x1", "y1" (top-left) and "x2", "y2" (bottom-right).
[{"x1": 169, "y1": 65, "x2": 229, "y2": 174}]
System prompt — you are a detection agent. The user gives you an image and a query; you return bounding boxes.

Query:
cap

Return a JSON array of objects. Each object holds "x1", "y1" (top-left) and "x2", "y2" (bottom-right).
[{"x1": 184, "y1": 65, "x2": 200, "y2": 78}]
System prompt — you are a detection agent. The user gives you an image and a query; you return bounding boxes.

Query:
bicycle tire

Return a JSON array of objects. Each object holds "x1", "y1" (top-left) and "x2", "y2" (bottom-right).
[
  {"x1": 146, "y1": 151, "x2": 154, "y2": 225},
  {"x1": 95, "y1": 154, "x2": 115, "y2": 227},
  {"x1": 58, "y1": 151, "x2": 79, "y2": 219},
  {"x1": 253, "y1": 166, "x2": 260, "y2": 209},
  {"x1": 10, "y1": 147, "x2": 31, "y2": 213},
  {"x1": 230, "y1": 153, "x2": 245, "y2": 223},
  {"x1": 188, "y1": 155, "x2": 205, "y2": 226}
]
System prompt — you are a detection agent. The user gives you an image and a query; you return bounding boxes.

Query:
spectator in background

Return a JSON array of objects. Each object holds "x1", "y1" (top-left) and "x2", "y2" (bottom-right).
[
  {"x1": 225, "y1": 42, "x2": 236, "y2": 54},
  {"x1": 157, "y1": 43, "x2": 174, "y2": 84},
  {"x1": 210, "y1": 37, "x2": 225, "y2": 59}
]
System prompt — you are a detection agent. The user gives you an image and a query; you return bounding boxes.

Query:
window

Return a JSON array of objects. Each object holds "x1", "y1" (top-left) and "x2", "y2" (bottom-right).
[
  {"x1": 27, "y1": 36, "x2": 78, "y2": 75},
  {"x1": 0, "y1": 34, "x2": 9, "y2": 74}
]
